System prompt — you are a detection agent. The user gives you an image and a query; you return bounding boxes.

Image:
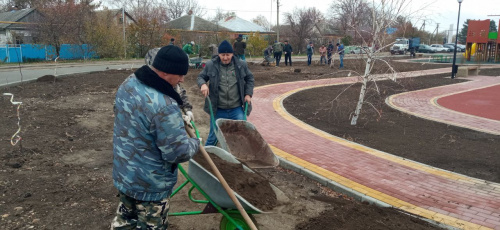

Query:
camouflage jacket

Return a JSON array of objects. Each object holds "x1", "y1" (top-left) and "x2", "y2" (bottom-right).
[
  {"x1": 145, "y1": 47, "x2": 193, "y2": 112},
  {"x1": 112, "y1": 75, "x2": 199, "y2": 201}
]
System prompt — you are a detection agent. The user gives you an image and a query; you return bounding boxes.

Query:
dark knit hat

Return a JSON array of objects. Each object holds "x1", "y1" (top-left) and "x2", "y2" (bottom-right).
[
  {"x1": 152, "y1": 45, "x2": 189, "y2": 75},
  {"x1": 218, "y1": 40, "x2": 233, "y2": 54}
]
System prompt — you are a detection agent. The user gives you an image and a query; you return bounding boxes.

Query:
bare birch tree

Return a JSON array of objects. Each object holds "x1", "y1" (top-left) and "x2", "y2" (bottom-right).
[{"x1": 337, "y1": 0, "x2": 426, "y2": 125}]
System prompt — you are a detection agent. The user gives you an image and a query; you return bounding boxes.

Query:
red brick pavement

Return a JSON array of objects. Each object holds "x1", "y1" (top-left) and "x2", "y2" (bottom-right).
[
  {"x1": 437, "y1": 84, "x2": 500, "y2": 121},
  {"x1": 249, "y1": 69, "x2": 500, "y2": 229},
  {"x1": 389, "y1": 76, "x2": 500, "y2": 135}
]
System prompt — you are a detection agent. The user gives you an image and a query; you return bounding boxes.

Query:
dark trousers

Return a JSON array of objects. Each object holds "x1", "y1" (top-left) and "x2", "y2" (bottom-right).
[
  {"x1": 327, "y1": 54, "x2": 332, "y2": 64},
  {"x1": 274, "y1": 52, "x2": 282, "y2": 66},
  {"x1": 284, "y1": 53, "x2": 292, "y2": 66}
]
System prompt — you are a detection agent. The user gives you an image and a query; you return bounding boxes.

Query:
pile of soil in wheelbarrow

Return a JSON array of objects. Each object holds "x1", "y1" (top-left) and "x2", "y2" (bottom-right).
[
  {"x1": 192, "y1": 153, "x2": 278, "y2": 211},
  {"x1": 218, "y1": 121, "x2": 278, "y2": 168}
]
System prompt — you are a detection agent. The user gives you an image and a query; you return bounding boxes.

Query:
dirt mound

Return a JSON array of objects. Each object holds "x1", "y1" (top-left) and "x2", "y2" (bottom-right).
[
  {"x1": 36, "y1": 75, "x2": 59, "y2": 82},
  {"x1": 192, "y1": 153, "x2": 278, "y2": 211}
]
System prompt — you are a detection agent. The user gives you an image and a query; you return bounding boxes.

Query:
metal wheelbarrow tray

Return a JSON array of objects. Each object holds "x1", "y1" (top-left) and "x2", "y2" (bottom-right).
[
  {"x1": 188, "y1": 146, "x2": 287, "y2": 213},
  {"x1": 170, "y1": 146, "x2": 288, "y2": 229},
  {"x1": 215, "y1": 118, "x2": 279, "y2": 168}
]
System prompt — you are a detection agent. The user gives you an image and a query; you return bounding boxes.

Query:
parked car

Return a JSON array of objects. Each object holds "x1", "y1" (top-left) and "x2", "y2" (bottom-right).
[
  {"x1": 430, "y1": 44, "x2": 450, "y2": 52},
  {"x1": 443, "y1": 44, "x2": 455, "y2": 51},
  {"x1": 418, "y1": 44, "x2": 436, "y2": 53},
  {"x1": 444, "y1": 43, "x2": 465, "y2": 52},
  {"x1": 350, "y1": 46, "x2": 370, "y2": 54}
]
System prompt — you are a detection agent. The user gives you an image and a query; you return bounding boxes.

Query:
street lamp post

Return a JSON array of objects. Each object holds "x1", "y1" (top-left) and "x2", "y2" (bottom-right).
[{"x1": 451, "y1": 0, "x2": 464, "y2": 79}]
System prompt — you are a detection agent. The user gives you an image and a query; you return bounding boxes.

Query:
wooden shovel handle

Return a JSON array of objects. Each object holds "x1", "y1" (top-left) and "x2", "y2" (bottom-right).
[{"x1": 185, "y1": 125, "x2": 258, "y2": 230}]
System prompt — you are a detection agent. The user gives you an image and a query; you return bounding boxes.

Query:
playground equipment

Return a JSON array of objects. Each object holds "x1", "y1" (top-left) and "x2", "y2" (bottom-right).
[
  {"x1": 463, "y1": 43, "x2": 478, "y2": 58},
  {"x1": 465, "y1": 19, "x2": 500, "y2": 63}
]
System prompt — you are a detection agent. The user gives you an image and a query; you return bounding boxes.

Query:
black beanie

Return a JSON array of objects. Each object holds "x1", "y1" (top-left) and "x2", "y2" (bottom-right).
[
  {"x1": 218, "y1": 40, "x2": 233, "y2": 54},
  {"x1": 152, "y1": 45, "x2": 189, "y2": 75}
]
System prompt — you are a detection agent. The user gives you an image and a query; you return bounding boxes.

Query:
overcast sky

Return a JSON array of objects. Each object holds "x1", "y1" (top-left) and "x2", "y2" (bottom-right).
[{"x1": 196, "y1": 0, "x2": 499, "y2": 34}]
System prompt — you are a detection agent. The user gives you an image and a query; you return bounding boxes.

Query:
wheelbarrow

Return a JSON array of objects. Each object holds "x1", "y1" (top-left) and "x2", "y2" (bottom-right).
[
  {"x1": 262, "y1": 56, "x2": 275, "y2": 66},
  {"x1": 207, "y1": 100, "x2": 279, "y2": 169},
  {"x1": 215, "y1": 118, "x2": 279, "y2": 168},
  {"x1": 170, "y1": 145, "x2": 288, "y2": 230},
  {"x1": 189, "y1": 57, "x2": 204, "y2": 69}
]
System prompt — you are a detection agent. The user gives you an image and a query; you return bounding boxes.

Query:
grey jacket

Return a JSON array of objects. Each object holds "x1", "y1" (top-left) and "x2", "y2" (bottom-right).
[{"x1": 197, "y1": 56, "x2": 254, "y2": 115}]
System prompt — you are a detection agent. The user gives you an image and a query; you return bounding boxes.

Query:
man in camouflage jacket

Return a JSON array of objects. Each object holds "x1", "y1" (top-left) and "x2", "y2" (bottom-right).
[{"x1": 111, "y1": 45, "x2": 200, "y2": 229}]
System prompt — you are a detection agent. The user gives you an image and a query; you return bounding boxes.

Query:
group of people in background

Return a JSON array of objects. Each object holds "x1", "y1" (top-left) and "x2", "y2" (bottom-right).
[
  {"x1": 308, "y1": 40, "x2": 344, "y2": 68},
  {"x1": 264, "y1": 39, "x2": 344, "y2": 69},
  {"x1": 165, "y1": 36, "x2": 345, "y2": 69}
]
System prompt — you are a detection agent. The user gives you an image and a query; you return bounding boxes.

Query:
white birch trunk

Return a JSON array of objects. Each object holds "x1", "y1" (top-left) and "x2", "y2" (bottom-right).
[{"x1": 350, "y1": 57, "x2": 372, "y2": 125}]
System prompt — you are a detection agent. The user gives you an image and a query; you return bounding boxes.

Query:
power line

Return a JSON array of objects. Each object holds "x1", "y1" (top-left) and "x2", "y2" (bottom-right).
[{"x1": 200, "y1": 7, "x2": 273, "y2": 13}]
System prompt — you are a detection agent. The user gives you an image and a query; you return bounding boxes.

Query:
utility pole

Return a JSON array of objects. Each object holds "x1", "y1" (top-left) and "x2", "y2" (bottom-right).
[
  {"x1": 270, "y1": 0, "x2": 272, "y2": 32},
  {"x1": 276, "y1": 0, "x2": 280, "y2": 41},
  {"x1": 435, "y1": 23, "x2": 440, "y2": 44},
  {"x1": 429, "y1": 23, "x2": 439, "y2": 44},
  {"x1": 419, "y1": 20, "x2": 426, "y2": 32},
  {"x1": 122, "y1": 7, "x2": 126, "y2": 59}
]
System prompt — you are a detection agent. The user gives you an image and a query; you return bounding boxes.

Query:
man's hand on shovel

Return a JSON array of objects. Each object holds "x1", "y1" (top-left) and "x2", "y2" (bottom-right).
[{"x1": 182, "y1": 115, "x2": 193, "y2": 128}]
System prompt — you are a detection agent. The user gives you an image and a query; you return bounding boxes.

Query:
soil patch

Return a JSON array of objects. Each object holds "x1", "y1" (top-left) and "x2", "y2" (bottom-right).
[
  {"x1": 296, "y1": 196, "x2": 439, "y2": 230},
  {"x1": 284, "y1": 73, "x2": 500, "y2": 182},
  {"x1": 250, "y1": 58, "x2": 451, "y2": 87},
  {"x1": 191, "y1": 153, "x2": 278, "y2": 211},
  {"x1": 0, "y1": 59, "x2": 455, "y2": 229}
]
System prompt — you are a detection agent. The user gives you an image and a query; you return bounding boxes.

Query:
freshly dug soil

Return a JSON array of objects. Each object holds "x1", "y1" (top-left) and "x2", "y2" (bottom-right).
[
  {"x1": 295, "y1": 195, "x2": 439, "y2": 230},
  {"x1": 0, "y1": 59, "x2": 459, "y2": 229},
  {"x1": 192, "y1": 153, "x2": 278, "y2": 211},
  {"x1": 284, "y1": 73, "x2": 500, "y2": 182},
  {"x1": 250, "y1": 58, "x2": 451, "y2": 87},
  {"x1": 218, "y1": 120, "x2": 277, "y2": 168}
]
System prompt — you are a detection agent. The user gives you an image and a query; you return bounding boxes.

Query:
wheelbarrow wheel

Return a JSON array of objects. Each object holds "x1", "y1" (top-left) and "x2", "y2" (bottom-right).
[{"x1": 219, "y1": 213, "x2": 257, "y2": 230}]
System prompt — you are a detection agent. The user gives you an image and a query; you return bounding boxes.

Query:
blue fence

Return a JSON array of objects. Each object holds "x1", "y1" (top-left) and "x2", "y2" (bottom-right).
[{"x1": 0, "y1": 44, "x2": 98, "y2": 63}]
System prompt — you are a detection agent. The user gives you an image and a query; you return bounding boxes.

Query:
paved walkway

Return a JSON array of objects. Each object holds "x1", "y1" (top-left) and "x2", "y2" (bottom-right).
[
  {"x1": 387, "y1": 76, "x2": 500, "y2": 135},
  {"x1": 248, "y1": 68, "x2": 500, "y2": 230},
  {"x1": 437, "y1": 84, "x2": 500, "y2": 121}
]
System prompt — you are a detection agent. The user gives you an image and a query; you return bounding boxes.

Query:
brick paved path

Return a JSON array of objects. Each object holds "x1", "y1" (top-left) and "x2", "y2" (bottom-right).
[
  {"x1": 437, "y1": 84, "x2": 500, "y2": 121},
  {"x1": 388, "y1": 76, "x2": 500, "y2": 135},
  {"x1": 249, "y1": 69, "x2": 500, "y2": 230}
]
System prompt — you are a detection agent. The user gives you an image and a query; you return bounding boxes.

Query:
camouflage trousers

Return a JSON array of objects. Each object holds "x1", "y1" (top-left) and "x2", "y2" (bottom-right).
[{"x1": 111, "y1": 192, "x2": 170, "y2": 230}]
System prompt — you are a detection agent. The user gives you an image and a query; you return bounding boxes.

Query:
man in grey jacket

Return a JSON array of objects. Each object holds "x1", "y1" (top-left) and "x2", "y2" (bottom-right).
[{"x1": 197, "y1": 40, "x2": 254, "y2": 146}]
